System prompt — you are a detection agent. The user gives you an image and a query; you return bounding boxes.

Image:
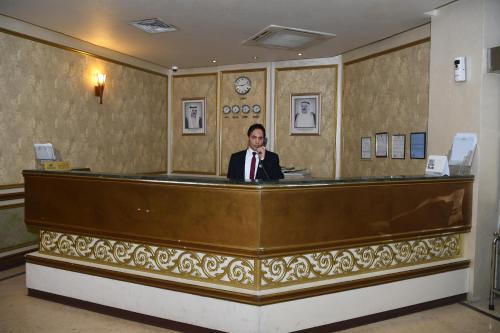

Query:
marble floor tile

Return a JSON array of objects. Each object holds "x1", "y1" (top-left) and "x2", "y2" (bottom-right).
[
  {"x1": 1, "y1": 265, "x2": 499, "y2": 333},
  {"x1": 0, "y1": 267, "x2": 178, "y2": 333},
  {"x1": 463, "y1": 298, "x2": 500, "y2": 320},
  {"x1": 338, "y1": 303, "x2": 500, "y2": 333}
]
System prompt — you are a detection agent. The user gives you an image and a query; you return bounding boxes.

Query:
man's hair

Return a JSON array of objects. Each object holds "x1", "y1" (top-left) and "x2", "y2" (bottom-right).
[{"x1": 247, "y1": 123, "x2": 266, "y2": 137}]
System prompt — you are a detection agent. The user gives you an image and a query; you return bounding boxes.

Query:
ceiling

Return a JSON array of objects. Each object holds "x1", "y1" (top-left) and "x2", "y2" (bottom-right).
[{"x1": 0, "y1": 0, "x2": 449, "y2": 70}]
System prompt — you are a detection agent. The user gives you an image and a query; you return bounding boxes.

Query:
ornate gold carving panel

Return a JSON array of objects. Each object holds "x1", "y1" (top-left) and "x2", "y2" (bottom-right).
[
  {"x1": 40, "y1": 230, "x2": 462, "y2": 291},
  {"x1": 261, "y1": 235, "x2": 461, "y2": 288},
  {"x1": 40, "y1": 230, "x2": 255, "y2": 289}
]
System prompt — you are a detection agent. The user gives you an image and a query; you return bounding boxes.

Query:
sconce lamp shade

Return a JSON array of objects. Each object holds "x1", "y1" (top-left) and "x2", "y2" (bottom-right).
[{"x1": 95, "y1": 73, "x2": 106, "y2": 104}]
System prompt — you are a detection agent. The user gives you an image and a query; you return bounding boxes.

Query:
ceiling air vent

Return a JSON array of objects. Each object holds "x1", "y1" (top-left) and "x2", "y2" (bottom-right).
[
  {"x1": 130, "y1": 18, "x2": 178, "y2": 34},
  {"x1": 242, "y1": 25, "x2": 335, "y2": 50}
]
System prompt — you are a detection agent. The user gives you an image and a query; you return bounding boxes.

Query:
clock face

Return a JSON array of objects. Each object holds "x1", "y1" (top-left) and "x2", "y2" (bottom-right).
[
  {"x1": 252, "y1": 104, "x2": 261, "y2": 113},
  {"x1": 234, "y1": 76, "x2": 251, "y2": 95},
  {"x1": 241, "y1": 104, "x2": 250, "y2": 113},
  {"x1": 231, "y1": 105, "x2": 240, "y2": 113},
  {"x1": 222, "y1": 105, "x2": 231, "y2": 114}
]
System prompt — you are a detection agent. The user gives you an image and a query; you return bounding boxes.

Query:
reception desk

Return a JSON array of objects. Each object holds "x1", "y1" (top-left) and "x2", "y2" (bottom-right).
[{"x1": 23, "y1": 170, "x2": 473, "y2": 332}]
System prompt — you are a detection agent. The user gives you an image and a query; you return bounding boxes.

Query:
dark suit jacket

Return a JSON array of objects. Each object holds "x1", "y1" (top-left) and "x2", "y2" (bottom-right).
[{"x1": 227, "y1": 149, "x2": 284, "y2": 180}]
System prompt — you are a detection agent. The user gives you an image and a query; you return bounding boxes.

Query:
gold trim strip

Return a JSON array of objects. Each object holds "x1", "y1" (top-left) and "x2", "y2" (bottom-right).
[
  {"x1": 0, "y1": 183, "x2": 24, "y2": 190},
  {"x1": 170, "y1": 171, "x2": 217, "y2": 175},
  {"x1": 173, "y1": 73, "x2": 218, "y2": 79},
  {"x1": 0, "y1": 241, "x2": 38, "y2": 254},
  {"x1": 275, "y1": 64, "x2": 340, "y2": 72},
  {"x1": 0, "y1": 192, "x2": 24, "y2": 201},
  {"x1": 0, "y1": 203, "x2": 24, "y2": 210},
  {"x1": 220, "y1": 68, "x2": 267, "y2": 74}
]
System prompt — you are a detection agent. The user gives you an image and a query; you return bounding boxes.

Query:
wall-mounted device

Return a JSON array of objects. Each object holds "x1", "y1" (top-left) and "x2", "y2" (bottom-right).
[
  {"x1": 454, "y1": 57, "x2": 466, "y2": 82},
  {"x1": 487, "y1": 46, "x2": 500, "y2": 74}
]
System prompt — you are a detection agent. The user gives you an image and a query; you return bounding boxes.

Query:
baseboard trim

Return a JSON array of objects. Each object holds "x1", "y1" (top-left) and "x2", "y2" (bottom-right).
[
  {"x1": 0, "y1": 246, "x2": 38, "y2": 271},
  {"x1": 294, "y1": 294, "x2": 467, "y2": 332},
  {"x1": 28, "y1": 288, "x2": 222, "y2": 333},
  {"x1": 28, "y1": 287, "x2": 466, "y2": 333}
]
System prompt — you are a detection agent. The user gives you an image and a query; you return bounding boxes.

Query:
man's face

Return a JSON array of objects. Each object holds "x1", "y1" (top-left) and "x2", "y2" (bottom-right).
[
  {"x1": 190, "y1": 108, "x2": 198, "y2": 117},
  {"x1": 301, "y1": 102, "x2": 309, "y2": 113},
  {"x1": 248, "y1": 128, "x2": 264, "y2": 151}
]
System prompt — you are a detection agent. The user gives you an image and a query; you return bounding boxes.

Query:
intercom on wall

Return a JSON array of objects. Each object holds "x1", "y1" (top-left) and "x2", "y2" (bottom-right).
[{"x1": 454, "y1": 57, "x2": 466, "y2": 82}]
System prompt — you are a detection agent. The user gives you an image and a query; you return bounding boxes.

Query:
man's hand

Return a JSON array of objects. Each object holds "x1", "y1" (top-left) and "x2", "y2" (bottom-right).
[{"x1": 256, "y1": 146, "x2": 266, "y2": 160}]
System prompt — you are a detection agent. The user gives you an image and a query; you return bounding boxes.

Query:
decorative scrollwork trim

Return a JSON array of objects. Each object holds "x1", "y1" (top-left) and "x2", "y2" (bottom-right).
[{"x1": 39, "y1": 230, "x2": 462, "y2": 291}]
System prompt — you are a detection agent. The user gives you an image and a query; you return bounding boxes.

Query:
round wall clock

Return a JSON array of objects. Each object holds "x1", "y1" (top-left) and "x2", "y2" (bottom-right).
[
  {"x1": 222, "y1": 105, "x2": 231, "y2": 114},
  {"x1": 231, "y1": 105, "x2": 240, "y2": 113},
  {"x1": 241, "y1": 104, "x2": 250, "y2": 113},
  {"x1": 234, "y1": 76, "x2": 251, "y2": 95},
  {"x1": 252, "y1": 104, "x2": 261, "y2": 113}
]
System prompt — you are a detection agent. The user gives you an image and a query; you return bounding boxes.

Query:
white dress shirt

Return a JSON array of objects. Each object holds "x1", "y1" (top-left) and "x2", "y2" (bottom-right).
[{"x1": 244, "y1": 148, "x2": 259, "y2": 180}]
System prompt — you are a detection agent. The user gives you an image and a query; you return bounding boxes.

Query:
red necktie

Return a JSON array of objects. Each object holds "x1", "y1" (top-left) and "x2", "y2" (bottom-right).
[{"x1": 250, "y1": 152, "x2": 257, "y2": 180}]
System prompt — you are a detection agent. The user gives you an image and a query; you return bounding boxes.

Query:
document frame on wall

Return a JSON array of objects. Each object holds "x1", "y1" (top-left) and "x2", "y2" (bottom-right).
[
  {"x1": 361, "y1": 137, "x2": 371, "y2": 159},
  {"x1": 410, "y1": 132, "x2": 426, "y2": 159},
  {"x1": 290, "y1": 93, "x2": 321, "y2": 135},
  {"x1": 182, "y1": 98, "x2": 206, "y2": 135},
  {"x1": 375, "y1": 132, "x2": 388, "y2": 158},
  {"x1": 391, "y1": 134, "x2": 406, "y2": 159}
]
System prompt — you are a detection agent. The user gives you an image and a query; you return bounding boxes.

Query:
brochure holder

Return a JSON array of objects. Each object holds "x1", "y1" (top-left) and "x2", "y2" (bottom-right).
[
  {"x1": 447, "y1": 133, "x2": 477, "y2": 176},
  {"x1": 33, "y1": 143, "x2": 71, "y2": 170},
  {"x1": 34, "y1": 143, "x2": 56, "y2": 169}
]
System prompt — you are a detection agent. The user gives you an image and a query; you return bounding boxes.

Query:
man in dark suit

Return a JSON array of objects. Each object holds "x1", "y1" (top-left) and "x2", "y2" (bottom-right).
[{"x1": 227, "y1": 124, "x2": 284, "y2": 180}]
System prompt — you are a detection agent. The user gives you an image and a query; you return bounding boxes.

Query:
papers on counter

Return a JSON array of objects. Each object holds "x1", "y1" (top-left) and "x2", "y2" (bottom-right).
[{"x1": 425, "y1": 155, "x2": 450, "y2": 176}]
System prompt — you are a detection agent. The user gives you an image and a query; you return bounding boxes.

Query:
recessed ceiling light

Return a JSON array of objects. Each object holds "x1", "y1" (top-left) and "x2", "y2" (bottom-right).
[
  {"x1": 212, "y1": 60, "x2": 217, "y2": 63},
  {"x1": 253, "y1": 56, "x2": 258, "y2": 60},
  {"x1": 298, "y1": 53, "x2": 303, "y2": 56}
]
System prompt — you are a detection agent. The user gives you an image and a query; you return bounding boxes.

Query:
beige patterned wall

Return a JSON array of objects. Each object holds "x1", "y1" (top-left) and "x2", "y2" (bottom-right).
[
  {"x1": 341, "y1": 40, "x2": 430, "y2": 177},
  {"x1": 0, "y1": 31, "x2": 168, "y2": 184},
  {"x1": 172, "y1": 74, "x2": 217, "y2": 174},
  {"x1": 220, "y1": 69, "x2": 267, "y2": 176},
  {"x1": 274, "y1": 66, "x2": 337, "y2": 178},
  {"x1": 0, "y1": 206, "x2": 37, "y2": 251}
]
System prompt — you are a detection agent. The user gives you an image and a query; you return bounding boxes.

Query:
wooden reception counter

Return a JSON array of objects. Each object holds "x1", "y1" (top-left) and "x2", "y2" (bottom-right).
[{"x1": 23, "y1": 170, "x2": 473, "y2": 332}]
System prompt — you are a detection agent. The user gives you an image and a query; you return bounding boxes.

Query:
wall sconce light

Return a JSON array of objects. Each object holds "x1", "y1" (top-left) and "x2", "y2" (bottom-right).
[{"x1": 94, "y1": 73, "x2": 106, "y2": 104}]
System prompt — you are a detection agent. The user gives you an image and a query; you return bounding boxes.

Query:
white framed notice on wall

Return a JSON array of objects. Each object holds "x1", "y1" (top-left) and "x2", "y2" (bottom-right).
[
  {"x1": 391, "y1": 134, "x2": 405, "y2": 159},
  {"x1": 361, "y1": 137, "x2": 371, "y2": 159},
  {"x1": 375, "y1": 132, "x2": 388, "y2": 158}
]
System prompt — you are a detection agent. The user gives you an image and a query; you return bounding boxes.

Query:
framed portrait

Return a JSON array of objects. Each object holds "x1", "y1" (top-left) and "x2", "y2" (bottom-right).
[
  {"x1": 410, "y1": 132, "x2": 426, "y2": 159},
  {"x1": 361, "y1": 137, "x2": 371, "y2": 159},
  {"x1": 182, "y1": 98, "x2": 206, "y2": 135},
  {"x1": 290, "y1": 94, "x2": 320, "y2": 135},
  {"x1": 391, "y1": 134, "x2": 406, "y2": 159},
  {"x1": 375, "y1": 132, "x2": 388, "y2": 158}
]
